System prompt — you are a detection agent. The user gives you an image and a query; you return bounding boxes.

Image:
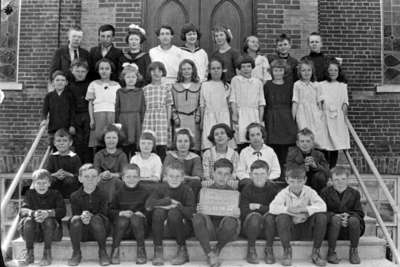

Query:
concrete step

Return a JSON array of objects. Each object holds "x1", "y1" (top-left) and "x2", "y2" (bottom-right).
[
  {"x1": 6, "y1": 259, "x2": 397, "y2": 267},
  {"x1": 12, "y1": 236, "x2": 386, "y2": 262}
]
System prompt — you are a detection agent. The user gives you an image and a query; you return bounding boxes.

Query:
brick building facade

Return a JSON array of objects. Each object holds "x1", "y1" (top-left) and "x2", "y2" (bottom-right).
[{"x1": 0, "y1": 0, "x2": 399, "y2": 174}]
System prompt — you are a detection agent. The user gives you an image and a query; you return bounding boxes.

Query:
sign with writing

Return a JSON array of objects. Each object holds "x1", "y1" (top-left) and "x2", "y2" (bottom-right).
[{"x1": 198, "y1": 188, "x2": 240, "y2": 217}]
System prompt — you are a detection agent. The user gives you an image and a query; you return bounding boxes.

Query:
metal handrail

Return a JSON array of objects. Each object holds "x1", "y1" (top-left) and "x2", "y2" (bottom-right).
[
  {"x1": 345, "y1": 151, "x2": 400, "y2": 263},
  {"x1": 0, "y1": 126, "x2": 46, "y2": 217},
  {"x1": 345, "y1": 117, "x2": 400, "y2": 219},
  {"x1": 1, "y1": 126, "x2": 47, "y2": 253}
]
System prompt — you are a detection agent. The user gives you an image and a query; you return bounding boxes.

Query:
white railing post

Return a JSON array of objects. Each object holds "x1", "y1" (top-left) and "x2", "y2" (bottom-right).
[
  {"x1": 345, "y1": 117, "x2": 400, "y2": 220},
  {"x1": 345, "y1": 151, "x2": 400, "y2": 263},
  {"x1": 0, "y1": 126, "x2": 46, "y2": 219}
]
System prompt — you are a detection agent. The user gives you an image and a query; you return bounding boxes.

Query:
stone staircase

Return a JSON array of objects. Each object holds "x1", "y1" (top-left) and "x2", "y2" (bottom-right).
[
  {"x1": 10, "y1": 236, "x2": 396, "y2": 266},
  {"x1": 3, "y1": 170, "x2": 398, "y2": 266}
]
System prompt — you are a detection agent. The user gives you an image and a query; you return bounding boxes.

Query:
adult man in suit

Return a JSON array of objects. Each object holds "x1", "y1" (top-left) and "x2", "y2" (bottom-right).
[
  {"x1": 49, "y1": 26, "x2": 90, "y2": 81},
  {"x1": 89, "y1": 24, "x2": 122, "y2": 81}
]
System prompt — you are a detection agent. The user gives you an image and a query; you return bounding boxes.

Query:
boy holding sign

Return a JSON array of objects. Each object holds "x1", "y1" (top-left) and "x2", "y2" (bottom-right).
[
  {"x1": 240, "y1": 160, "x2": 279, "y2": 264},
  {"x1": 193, "y1": 158, "x2": 240, "y2": 267}
]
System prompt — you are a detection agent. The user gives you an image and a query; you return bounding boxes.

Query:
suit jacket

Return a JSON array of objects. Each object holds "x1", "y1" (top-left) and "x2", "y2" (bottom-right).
[
  {"x1": 49, "y1": 46, "x2": 90, "y2": 80},
  {"x1": 320, "y1": 186, "x2": 365, "y2": 235},
  {"x1": 286, "y1": 146, "x2": 330, "y2": 176},
  {"x1": 89, "y1": 44, "x2": 122, "y2": 81}
]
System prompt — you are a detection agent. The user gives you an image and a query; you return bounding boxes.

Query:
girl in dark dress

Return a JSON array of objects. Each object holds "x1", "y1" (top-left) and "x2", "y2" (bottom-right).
[
  {"x1": 119, "y1": 24, "x2": 151, "y2": 86},
  {"x1": 263, "y1": 59, "x2": 297, "y2": 172},
  {"x1": 210, "y1": 25, "x2": 240, "y2": 83}
]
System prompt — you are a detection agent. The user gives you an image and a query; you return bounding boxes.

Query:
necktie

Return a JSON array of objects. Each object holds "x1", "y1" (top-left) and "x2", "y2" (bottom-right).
[{"x1": 74, "y1": 50, "x2": 78, "y2": 60}]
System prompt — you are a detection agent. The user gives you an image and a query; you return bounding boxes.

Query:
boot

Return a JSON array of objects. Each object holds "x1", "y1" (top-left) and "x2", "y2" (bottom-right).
[
  {"x1": 136, "y1": 246, "x2": 147, "y2": 264},
  {"x1": 264, "y1": 246, "x2": 275, "y2": 264},
  {"x1": 39, "y1": 249, "x2": 52, "y2": 266},
  {"x1": 207, "y1": 251, "x2": 220, "y2": 267},
  {"x1": 246, "y1": 246, "x2": 259, "y2": 264},
  {"x1": 110, "y1": 247, "x2": 120, "y2": 264},
  {"x1": 99, "y1": 248, "x2": 110, "y2": 266},
  {"x1": 349, "y1": 247, "x2": 361, "y2": 264},
  {"x1": 281, "y1": 246, "x2": 292, "y2": 266},
  {"x1": 311, "y1": 248, "x2": 326, "y2": 267},
  {"x1": 327, "y1": 247, "x2": 340, "y2": 264},
  {"x1": 152, "y1": 245, "x2": 164, "y2": 266},
  {"x1": 67, "y1": 250, "x2": 82, "y2": 266},
  {"x1": 24, "y1": 248, "x2": 34, "y2": 265},
  {"x1": 171, "y1": 245, "x2": 189, "y2": 265}
]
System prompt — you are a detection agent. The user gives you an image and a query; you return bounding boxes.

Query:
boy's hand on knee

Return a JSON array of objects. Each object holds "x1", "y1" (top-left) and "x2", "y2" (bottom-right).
[
  {"x1": 81, "y1": 211, "x2": 92, "y2": 225},
  {"x1": 119, "y1": 210, "x2": 133, "y2": 218},
  {"x1": 134, "y1": 211, "x2": 145, "y2": 218},
  {"x1": 341, "y1": 212, "x2": 349, "y2": 227}
]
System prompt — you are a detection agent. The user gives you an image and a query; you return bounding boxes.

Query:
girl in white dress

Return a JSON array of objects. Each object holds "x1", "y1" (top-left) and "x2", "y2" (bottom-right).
[
  {"x1": 292, "y1": 59, "x2": 324, "y2": 147},
  {"x1": 230, "y1": 56, "x2": 265, "y2": 152},
  {"x1": 319, "y1": 60, "x2": 350, "y2": 168},
  {"x1": 200, "y1": 58, "x2": 232, "y2": 150}
]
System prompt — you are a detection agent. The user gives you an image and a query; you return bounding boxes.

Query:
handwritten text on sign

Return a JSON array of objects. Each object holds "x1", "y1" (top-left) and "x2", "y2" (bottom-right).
[{"x1": 199, "y1": 188, "x2": 240, "y2": 217}]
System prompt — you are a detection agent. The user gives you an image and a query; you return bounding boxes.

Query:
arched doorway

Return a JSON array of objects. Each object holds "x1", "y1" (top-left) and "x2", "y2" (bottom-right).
[{"x1": 144, "y1": 0, "x2": 254, "y2": 54}]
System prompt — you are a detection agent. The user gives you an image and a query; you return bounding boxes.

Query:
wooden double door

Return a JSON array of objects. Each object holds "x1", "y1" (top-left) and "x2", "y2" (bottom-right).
[{"x1": 144, "y1": 0, "x2": 254, "y2": 54}]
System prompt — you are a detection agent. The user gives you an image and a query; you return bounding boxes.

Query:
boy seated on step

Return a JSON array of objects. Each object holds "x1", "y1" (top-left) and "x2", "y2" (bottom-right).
[
  {"x1": 68, "y1": 163, "x2": 110, "y2": 266},
  {"x1": 240, "y1": 160, "x2": 280, "y2": 264},
  {"x1": 193, "y1": 158, "x2": 241, "y2": 267},
  {"x1": 286, "y1": 128, "x2": 330, "y2": 194},
  {"x1": 269, "y1": 165, "x2": 327, "y2": 267},
  {"x1": 109, "y1": 163, "x2": 150, "y2": 265},
  {"x1": 46, "y1": 128, "x2": 82, "y2": 199},
  {"x1": 320, "y1": 166, "x2": 364, "y2": 264},
  {"x1": 19, "y1": 169, "x2": 66, "y2": 266},
  {"x1": 145, "y1": 161, "x2": 195, "y2": 265}
]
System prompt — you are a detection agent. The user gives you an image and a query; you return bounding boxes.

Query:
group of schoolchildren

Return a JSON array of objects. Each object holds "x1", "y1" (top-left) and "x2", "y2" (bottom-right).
[
  {"x1": 20, "y1": 21, "x2": 364, "y2": 267},
  {"x1": 20, "y1": 125, "x2": 364, "y2": 267}
]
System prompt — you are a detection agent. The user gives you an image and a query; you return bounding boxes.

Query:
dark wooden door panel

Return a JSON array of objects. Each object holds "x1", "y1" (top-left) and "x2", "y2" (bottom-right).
[
  {"x1": 144, "y1": 0, "x2": 253, "y2": 54},
  {"x1": 145, "y1": 0, "x2": 200, "y2": 49}
]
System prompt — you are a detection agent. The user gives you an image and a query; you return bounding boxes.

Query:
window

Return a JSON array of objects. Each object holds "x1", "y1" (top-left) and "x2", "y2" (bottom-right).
[
  {"x1": 0, "y1": 0, "x2": 22, "y2": 89},
  {"x1": 379, "y1": 0, "x2": 400, "y2": 92}
]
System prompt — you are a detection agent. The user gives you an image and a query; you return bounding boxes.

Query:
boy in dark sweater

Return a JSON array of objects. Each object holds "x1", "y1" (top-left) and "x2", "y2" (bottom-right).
[
  {"x1": 193, "y1": 158, "x2": 241, "y2": 267},
  {"x1": 41, "y1": 70, "x2": 75, "y2": 148},
  {"x1": 321, "y1": 166, "x2": 365, "y2": 264},
  {"x1": 46, "y1": 129, "x2": 81, "y2": 199},
  {"x1": 240, "y1": 160, "x2": 280, "y2": 264},
  {"x1": 109, "y1": 163, "x2": 150, "y2": 264},
  {"x1": 286, "y1": 128, "x2": 330, "y2": 194},
  {"x1": 145, "y1": 161, "x2": 195, "y2": 265},
  {"x1": 68, "y1": 164, "x2": 110, "y2": 266},
  {"x1": 19, "y1": 169, "x2": 66, "y2": 266},
  {"x1": 69, "y1": 59, "x2": 92, "y2": 163},
  {"x1": 301, "y1": 32, "x2": 334, "y2": 82}
]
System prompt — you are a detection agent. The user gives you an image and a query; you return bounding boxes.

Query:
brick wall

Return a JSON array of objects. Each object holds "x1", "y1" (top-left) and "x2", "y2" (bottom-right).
[
  {"x1": 255, "y1": 0, "x2": 318, "y2": 58},
  {"x1": 319, "y1": 0, "x2": 400, "y2": 174},
  {"x1": 0, "y1": 0, "x2": 81, "y2": 173},
  {"x1": 1, "y1": 0, "x2": 397, "y2": 175},
  {"x1": 81, "y1": 0, "x2": 143, "y2": 52}
]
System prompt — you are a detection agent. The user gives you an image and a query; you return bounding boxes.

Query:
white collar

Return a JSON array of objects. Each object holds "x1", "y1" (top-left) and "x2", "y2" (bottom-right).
[
  {"x1": 51, "y1": 151, "x2": 77, "y2": 157},
  {"x1": 169, "y1": 151, "x2": 198, "y2": 160}
]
